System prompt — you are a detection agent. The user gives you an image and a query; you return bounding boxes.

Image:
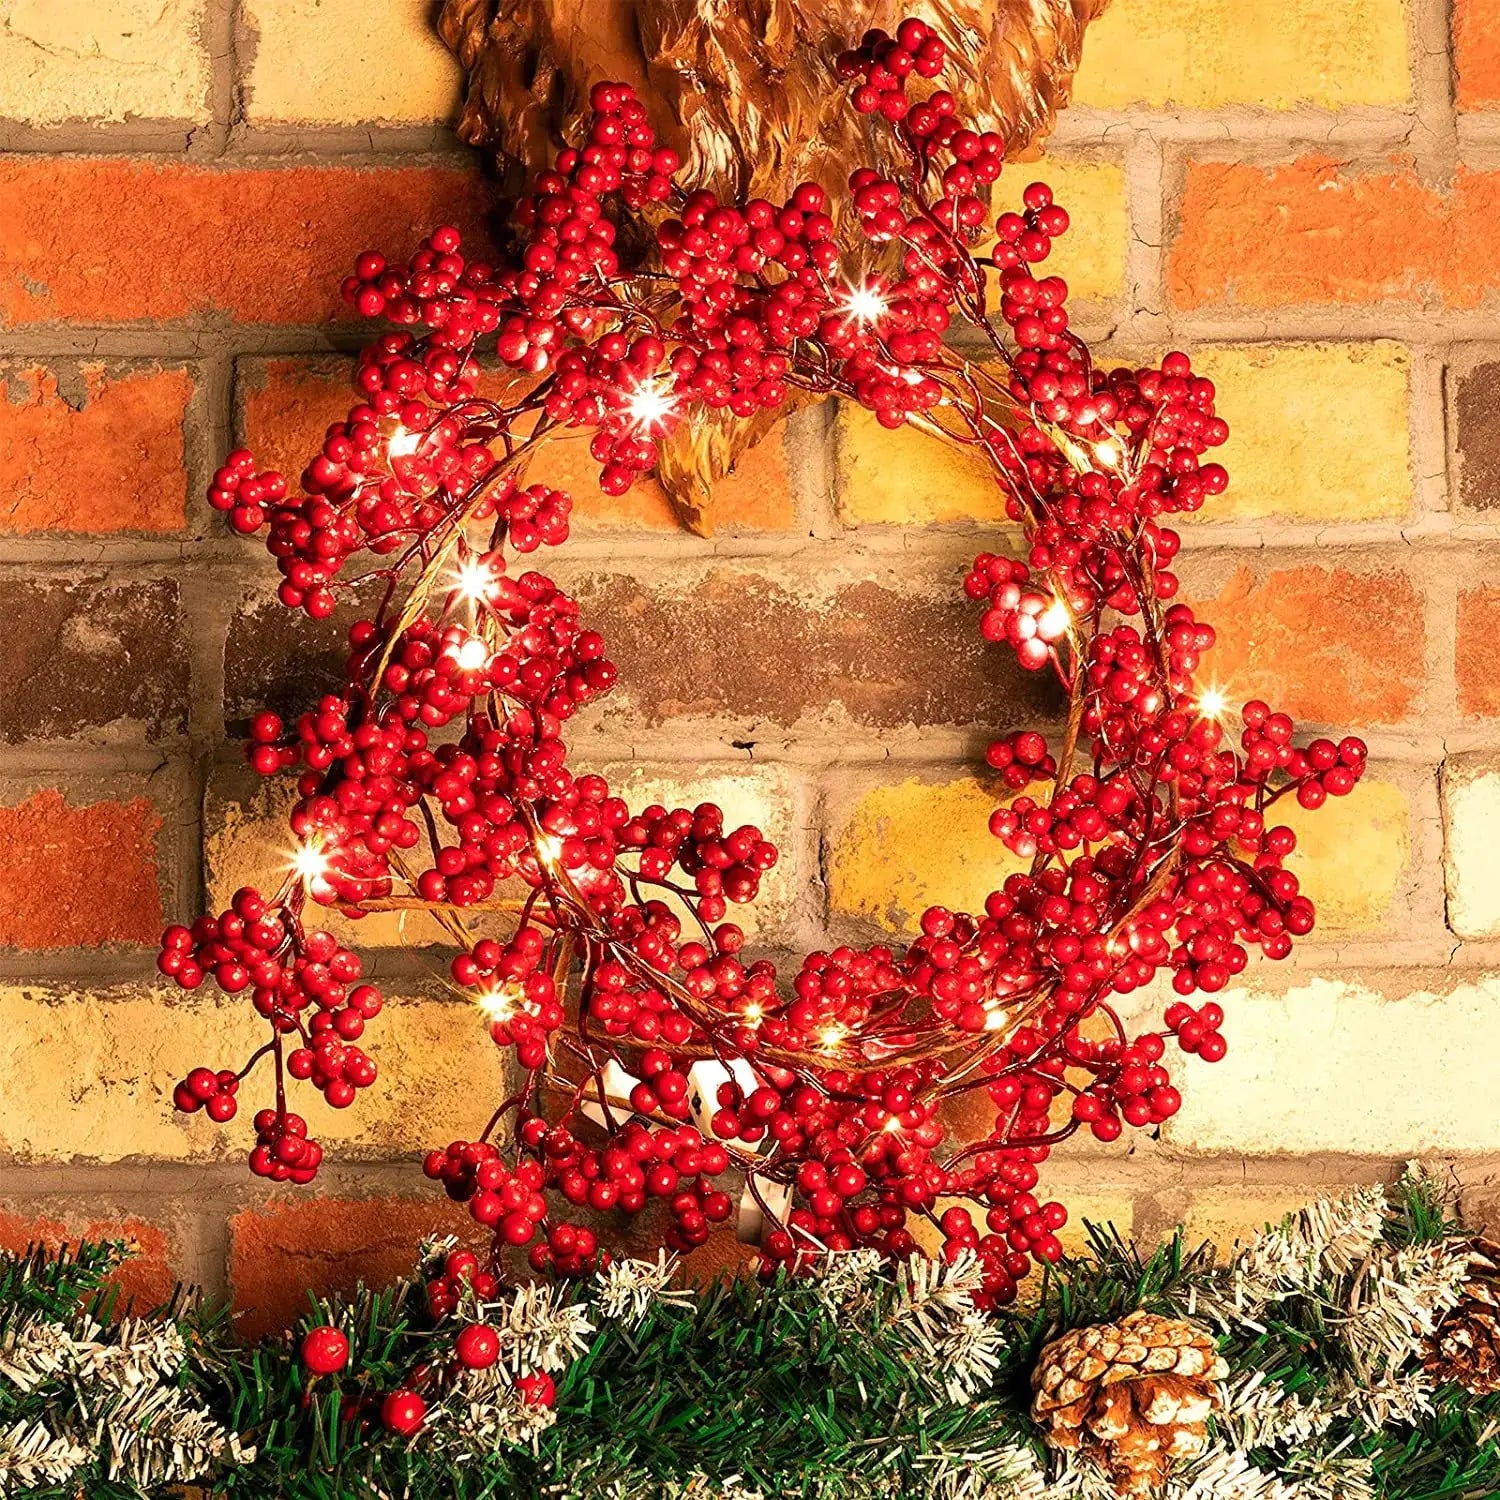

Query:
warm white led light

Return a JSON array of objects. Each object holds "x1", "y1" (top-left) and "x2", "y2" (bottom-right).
[
  {"x1": 453, "y1": 557, "x2": 496, "y2": 603},
  {"x1": 1197, "y1": 686, "x2": 1229, "y2": 721},
  {"x1": 1038, "y1": 600, "x2": 1071, "y2": 637},
  {"x1": 817, "y1": 1024, "x2": 848, "y2": 1053},
  {"x1": 841, "y1": 282, "x2": 888, "y2": 324},
  {"x1": 453, "y1": 636, "x2": 490, "y2": 672},
  {"x1": 623, "y1": 381, "x2": 676, "y2": 433},
  {"x1": 388, "y1": 425, "x2": 422, "y2": 459},
  {"x1": 289, "y1": 841, "x2": 330, "y2": 884},
  {"x1": 477, "y1": 986, "x2": 520, "y2": 1024}
]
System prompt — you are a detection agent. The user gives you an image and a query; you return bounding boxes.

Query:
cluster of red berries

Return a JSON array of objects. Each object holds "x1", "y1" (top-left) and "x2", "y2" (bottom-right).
[
  {"x1": 250, "y1": 1108, "x2": 323, "y2": 1184},
  {"x1": 838, "y1": 20, "x2": 948, "y2": 119},
  {"x1": 176, "y1": 18, "x2": 1369, "y2": 1291},
  {"x1": 163, "y1": 889, "x2": 383, "y2": 1177},
  {"x1": 425, "y1": 1246, "x2": 500, "y2": 1318},
  {"x1": 424, "y1": 1140, "x2": 556, "y2": 1251},
  {"x1": 171, "y1": 1067, "x2": 239, "y2": 1122}
]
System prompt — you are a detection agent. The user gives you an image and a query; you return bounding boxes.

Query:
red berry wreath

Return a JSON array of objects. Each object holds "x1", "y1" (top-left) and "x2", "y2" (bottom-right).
[{"x1": 163, "y1": 17, "x2": 1367, "y2": 1308}]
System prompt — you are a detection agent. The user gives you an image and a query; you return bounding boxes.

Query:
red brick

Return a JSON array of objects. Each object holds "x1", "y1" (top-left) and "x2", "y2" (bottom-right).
[
  {"x1": 0, "y1": 1209, "x2": 177, "y2": 1310},
  {"x1": 0, "y1": 578, "x2": 188, "y2": 742},
  {"x1": 1457, "y1": 0, "x2": 1500, "y2": 108},
  {"x1": 229, "y1": 1196, "x2": 478, "y2": 1337},
  {"x1": 0, "y1": 160, "x2": 491, "y2": 327},
  {"x1": 1460, "y1": 588, "x2": 1500, "y2": 717},
  {"x1": 0, "y1": 789, "x2": 162, "y2": 947},
  {"x1": 578, "y1": 568, "x2": 1064, "y2": 731},
  {"x1": 225, "y1": 585, "x2": 371, "y2": 724},
  {"x1": 1199, "y1": 564, "x2": 1423, "y2": 726},
  {"x1": 236, "y1": 357, "x2": 794, "y2": 530},
  {"x1": 1451, "y1": 359, "x2": 1500, "y2": 512},
  {"x1": 0, "y1": 363, "x2": 191, "y2": 534},
  {"x1": 1170, "y1": 157, "x2": 1500, "y2": 311}
]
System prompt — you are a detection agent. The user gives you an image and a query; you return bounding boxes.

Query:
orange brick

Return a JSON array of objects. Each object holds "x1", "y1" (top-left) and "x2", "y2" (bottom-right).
[
  {"x1": 0, "y1": 362, "x2": 190, "y2": 534},
  {"x1": 1200, "y1": 564, "x2": 1423, "y2": 725},
  {"x1": 230, "y1": 1196, "x2": 478, "y2": 1337},
  {"x1": 236, "y1": 357, "x2": 355, "y2": 482},
  {"x1": 0, "y1": 1209, "x2": 177, "y2": 1310},
  {"x1": 528, "y1": 425, "x2": 795, "y2": 531},
  {"x1": 1457, "y1": 0, "x2": 1500, "y2": 108},
  {"x1": 237, "y1": 357, "x2": 793, "y2": 529},
  {"x1": 1170, "y1": 158, "x2": 1500, "y2": 311},
  {"x1": 0, "y1": 789, "x2": 162, "y2": 948},
  {"x1": 1459, "y1": 587, "x2": 1500, "y2": 717},
  {"x1": 0, "y1": 160, "x2": 490, "y2": 326}
]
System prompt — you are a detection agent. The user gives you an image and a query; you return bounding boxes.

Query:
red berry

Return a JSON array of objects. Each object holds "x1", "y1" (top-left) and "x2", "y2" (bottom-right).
[
  {"x1": 454, "y1": 1323, "x2": 500, "y2": 1370},
  {"x1": 301, "y1": 1326, "x2": 349, "y2": 1375},
  {"x1": 381, "y1": 1389, "x2": 427, "y2": 1436},
  {"x1": 516, "y1": 1369, "x2": 556, "y2": 1408}
]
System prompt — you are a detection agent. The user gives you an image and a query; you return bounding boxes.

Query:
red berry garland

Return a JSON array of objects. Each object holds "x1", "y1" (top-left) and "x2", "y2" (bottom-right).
[{"x1": 169, "y1": 16, "x2": 1367, "y2": 1306}]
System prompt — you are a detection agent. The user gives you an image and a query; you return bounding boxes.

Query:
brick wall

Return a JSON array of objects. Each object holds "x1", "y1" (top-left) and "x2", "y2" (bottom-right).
[{"x1": 4, "y1": 0, "x2": 1500, "y2": 1331}]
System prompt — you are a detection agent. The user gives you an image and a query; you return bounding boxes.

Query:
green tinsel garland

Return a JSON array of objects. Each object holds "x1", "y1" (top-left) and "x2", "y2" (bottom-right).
[{"x1": 1, "y1": 1169, "x2": 1497, "y2": 1500}]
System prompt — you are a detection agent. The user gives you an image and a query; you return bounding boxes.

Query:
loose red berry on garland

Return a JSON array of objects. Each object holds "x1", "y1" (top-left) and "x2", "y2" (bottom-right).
[
  {"x1": 381, "y1": 1389, "x2": 427, "y2": 1436},
  {"x1": 300, "y1": 1326, "x2": 350, "y2": 1375}
]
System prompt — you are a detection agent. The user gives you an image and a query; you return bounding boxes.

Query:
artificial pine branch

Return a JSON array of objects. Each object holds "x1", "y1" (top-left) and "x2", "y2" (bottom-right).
[{"x1": 4, "y1": 1176, "x2": 1500, "y2": 1500}]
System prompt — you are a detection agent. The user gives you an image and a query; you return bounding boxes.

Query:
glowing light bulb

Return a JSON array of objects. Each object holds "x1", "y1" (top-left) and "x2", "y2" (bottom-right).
[
  {"x1": 743, "y1": 1002, "x2": 764, "y2": 1026},
  {"x1": 623, "y1": 381, "x2": 676, "y2": 433},
  {"x1": 983, "y1": 1005, "x2": 1009, "y2": 1032},
  {"x1": 453, "y1": 556, "x2": 496, "y2": 603},
  {"x1": 882, "y1": 1115, "x2": 903, "y2": 1134},
  {"x1": 817, "y1": 1024, "x2": 848, "y2": 1053},
  {"x1": 289, "y1": 840, "x2": 330, "y2": 885},
  {"x1": 1197, "y1": 686, "x2": 1228, "y2": 721},
  {"x1": 1038, "y1": 599, "x2": 1071, "y2": 638},
  {"x1": 388, "y1": 425, "x2": 421, "y2": 459},
  {"x1": 1093, "y1": 439, "x2": 1122, "y2": 469},
  {"x1": 477, "y1": 985, "x2": 520, "y2": 1024},
  {"x1": 536, "y1": 833, "x2": 566, "y2": 867},
  {"x1": 452, "y1": 635, "x2": 490, "y2": 672},
  {"x1": 840, "y1": 281, "x2": 888, "y2": 324}
]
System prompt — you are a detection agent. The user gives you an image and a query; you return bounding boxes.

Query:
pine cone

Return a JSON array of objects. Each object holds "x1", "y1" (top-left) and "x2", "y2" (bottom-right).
[
  {"x1": 1031, "y1": 1309, "x2": 1228, "y2": 1497},
  {"x1": 1426, "y1": 1237, "x2": 1500, "y2": 1395}
]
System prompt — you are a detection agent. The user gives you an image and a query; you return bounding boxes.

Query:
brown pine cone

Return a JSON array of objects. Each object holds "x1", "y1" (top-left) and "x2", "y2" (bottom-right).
[
  {"x1": 1031, "y1": 1309, "x2": 1228, "y2": 1497},
  {"x1": 1426, "y1": 1238, "x2": 1500, "y2": 1395}
]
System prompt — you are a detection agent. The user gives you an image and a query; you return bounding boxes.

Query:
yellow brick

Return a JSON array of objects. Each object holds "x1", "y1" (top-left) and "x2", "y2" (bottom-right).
[
  {"x1": 0, "y1": 985, "x2": 498, "y2": 1163},
  {"x1": 834, "y1": 405, "x2": 1007, "y2": 525},
  {"x1": 1161, "y1": 973, "x2": 1500, "y2": 1153},
  {"x1": 0, "y1": 0, "x2": 209, "y2": 125},
  {"x1": 1275, "y1": 777, "x2": 1410, "y2": 931},
  {"x1": 989, "y1": 157, "x2": 1128, "y2": 304},
  {"x1": 1179, "y1": 1189, "x2": 1323, "y2": 1259},
  {"x1": 1193, "y1": 343, "x2": 1413, "y2": 522},
  {"x1": 242, "y1": 0, "x2": 461, "y2": 124},
  {"x1": 1443, "y1": 759, "x2": 1500, "y2": 938},
  {"x1": 1073, "y1": 0, "x2": 1411, "y2": 110},
  {"x1": 829, "y1": 775, "x2": 1021, "y2": 931}
]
